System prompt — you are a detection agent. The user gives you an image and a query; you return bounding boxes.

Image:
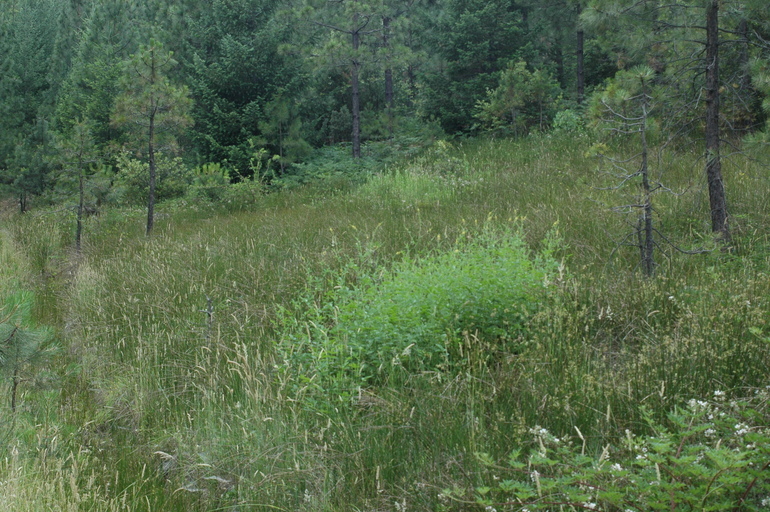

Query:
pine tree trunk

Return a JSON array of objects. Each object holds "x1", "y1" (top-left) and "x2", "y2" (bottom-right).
[
  {"x1": 351, "y1": 22, "x2": 361, "y2": 160},
  {"x1": 577, "y1": 29, "x2": 585, "y2": 104},
  {"x1": 76, "y1": 171, "x2": 84, "y2": 252},
  {"x1": 640, "y1": 101, "x2": 654, "y2": 277},
  {"x1": 383, "y1": 16, "x2": 394, "y2": 138},
  {"x1": 705, "y1": 0, "x2": 729, "y2": 242},
  {"x1": 147, "y1": 107, "x2": 156, "y2": 236}
]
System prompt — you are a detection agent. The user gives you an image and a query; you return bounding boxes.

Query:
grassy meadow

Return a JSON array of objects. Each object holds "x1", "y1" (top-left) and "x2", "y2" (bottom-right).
[{"x1": 1, "y1": 132, "x2": 770, "y2": 511}]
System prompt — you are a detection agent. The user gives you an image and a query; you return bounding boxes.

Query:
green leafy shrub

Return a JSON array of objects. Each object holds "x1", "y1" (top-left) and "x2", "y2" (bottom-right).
[
  {"x1": 552, "y1": 109, "x2": 585, "y2": 133},
  {"x1": 111, "y1": 154, "x2": 194, "y2": 205},
  {"x1": 186, "y1": 162, "x2": 231, "y2": 202},
  {"x1": 279, "y1": 226, "x2": 563, "y2": 389},
  {"x1": 219, "y1": 178, "x2": 265, "y2": 211},
  {"x1": 447, "y1": 387, "x2": 770, "y2": 511}
]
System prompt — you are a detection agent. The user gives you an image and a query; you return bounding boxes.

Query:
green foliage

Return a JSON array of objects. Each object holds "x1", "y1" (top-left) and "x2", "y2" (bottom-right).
[
  {"x1": 258, "y1": 90, "x2": 312, "y2": 174},
  {"x1": 111, "y1": 154, "x2": 193, "y2": 205},
  {"x1": 272, "y1": 143, "x2": 378, "y2": 189},
  {"x1": 181, "y1": 0, "x2": 298, "y2": 177},
  {"x1": 552, "y1": 109, "x2": 585, "y2": 134},
  {"x1": 0, "y1": 0, "x2": 62, "y2": 169},
  {"x1": 475, "y1": 61, "x2": 563, "y2": 135},
  {"x1": 111, "y1": 39, "x2": 193, "y2": 153},
  {"x1": 449, "y1": 389, "x2": 770, "y2": 511},
  {"x1": 278, "y1": 225, "x2": 562, "y2": 389},
  {"x1": 185, "y1": 162, "x2": 231, "y2": 202},
  {"x1": 418, "y1": 0, "x2": 528, "y2": 134},
  {"x1": 0, "y1": 291, "x2": 55, "y2": 411}
]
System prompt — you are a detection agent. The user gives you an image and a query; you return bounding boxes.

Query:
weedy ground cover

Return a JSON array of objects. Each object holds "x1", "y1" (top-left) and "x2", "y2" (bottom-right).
[{"x1": 1, "y1": 133, "x2": 769, "y2": 510}]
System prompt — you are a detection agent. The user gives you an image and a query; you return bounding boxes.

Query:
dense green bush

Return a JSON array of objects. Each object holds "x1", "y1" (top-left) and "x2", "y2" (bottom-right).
[
  {"x1": 185, "y1": 162, "x2": 231, "y2": 202},
  {"x1": 279, "y1": 225, "x2": 563, "y2": 389},
  {"x1": 110, "y1": 154, "x2": 194, "y2": 205}
]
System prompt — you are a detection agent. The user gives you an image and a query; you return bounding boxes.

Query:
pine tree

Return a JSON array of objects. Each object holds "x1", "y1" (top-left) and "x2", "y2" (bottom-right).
[
  {"x1": 581, "y1": 0, "x2": 764, "y2": 243},
  {"x1": 297, "y1": 0, "x2": 387, "y2": 159},
  {"x1": 0, "y1": 291, "x2": 54, "y2": 413},
  {"x1": 0, "y1": 0, "x2": 64, "y2": 208},
  {"x1": 55, "y1": 120, "x2": 100, "y2": 251},
  {"x1": 111, "y1": 40, "x2": 192, "y2": 235}
]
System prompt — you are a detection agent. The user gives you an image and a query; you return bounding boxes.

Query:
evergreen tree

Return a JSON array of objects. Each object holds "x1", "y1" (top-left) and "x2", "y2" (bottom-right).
[
  {"x1": 418, "y1": 0, "x2": 527, "y2": 133},
  {"x1": 294, "y1": 0, "x2": 389, "y2": 158},
  {"x1": 258, "y1": 90, "x2": 312, "y2": 175},
  {"x1": 55, "y1": 120, "x2": 100, "y2": 251},
  {"x1": 475, "y1": 60, "x2": 563, "y2": 135},
  {"x1": 582, "y1": 0, "x2": 767, "y2": 242},
  {"x1": 0, "y1": 291, "x2": 54, "y2": 413},
  {"x1": 55, "y1": 1, "x2": 135, "y2": 147},
  {"x1": 181, "y1": 0, "x2": 298, "y2": 177},
  {"x1": 0, "y1": 0, "x2": 64, "y2": 208},
  {"x1": 111, "y1": 40, "x2": 192, "y2": 235}
]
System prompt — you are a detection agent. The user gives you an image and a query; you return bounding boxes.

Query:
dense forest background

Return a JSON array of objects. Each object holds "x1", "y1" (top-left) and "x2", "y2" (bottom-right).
[{"x1": 2, "y1": 0, "x2": 767, "y2": 210}]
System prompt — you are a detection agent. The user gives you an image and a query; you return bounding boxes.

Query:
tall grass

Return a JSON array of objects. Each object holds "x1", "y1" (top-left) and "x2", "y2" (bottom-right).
[{"x1": 2, "y1": 132, "x2": 770, "y2": 510}]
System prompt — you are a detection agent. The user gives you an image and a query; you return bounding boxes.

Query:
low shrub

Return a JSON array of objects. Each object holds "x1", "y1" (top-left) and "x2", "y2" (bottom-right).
[
  {"x1": 110, "y1": 154, "x2": 194, "y2": 205},
  {"x1": 445, "y1": 387, "x2": 770, "y2": 511},
  {"x1": 278, "y1": 225, "x2": 563, "y2": 391}
]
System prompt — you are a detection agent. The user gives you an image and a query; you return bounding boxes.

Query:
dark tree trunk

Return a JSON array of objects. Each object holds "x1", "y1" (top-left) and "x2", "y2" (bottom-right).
[
  {"x1": 351, "y1": 19, "x2": 361, "y2": 159},
  {"x1": 383, "y1": 16, "x2": 394, "y2": 138},
  {"x1": 640, "y1": 100, "x2": 654, "y2": 277},
  {"x1": 576, "y1": 29, "x2": 585, "y2": 104},
  {"x1": 705, "y1": 0, "x2": 729, "y2": 241},
  {"x1": 146, "y1": 46, "x2": 158, "y2": 235},
  {"x1": 11, "y1": 366, "x2": 19, "y2": 413},
  {"x1": 76, "y1": 171, "x2": 84, "y2": 252},
  {"x1": 147, "y1": 106, "x2": 156, "y2": 236}
]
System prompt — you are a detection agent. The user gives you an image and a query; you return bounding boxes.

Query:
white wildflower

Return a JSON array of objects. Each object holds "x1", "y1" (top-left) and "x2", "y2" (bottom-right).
[
  {"x1": 583, "y1": 502, "x2": 597, "y2": 510},
  {"x1": 735, "y1": 423, "x2": 750, "y2": 436},
  {"x1": 705, "y1": 428, "x2": 717, "y2": 438},
  {"x1": 714, "y1": 390, "x2": 725, "y2": 400},
  {"x1": 611, "y1": 463, "x2": 623, "y2": 473}
]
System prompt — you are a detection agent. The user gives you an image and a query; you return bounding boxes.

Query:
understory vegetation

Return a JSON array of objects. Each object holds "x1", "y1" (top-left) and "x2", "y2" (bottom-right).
[{"x1": 2, "y1": 133, "x2": 770, "y2": 511}]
